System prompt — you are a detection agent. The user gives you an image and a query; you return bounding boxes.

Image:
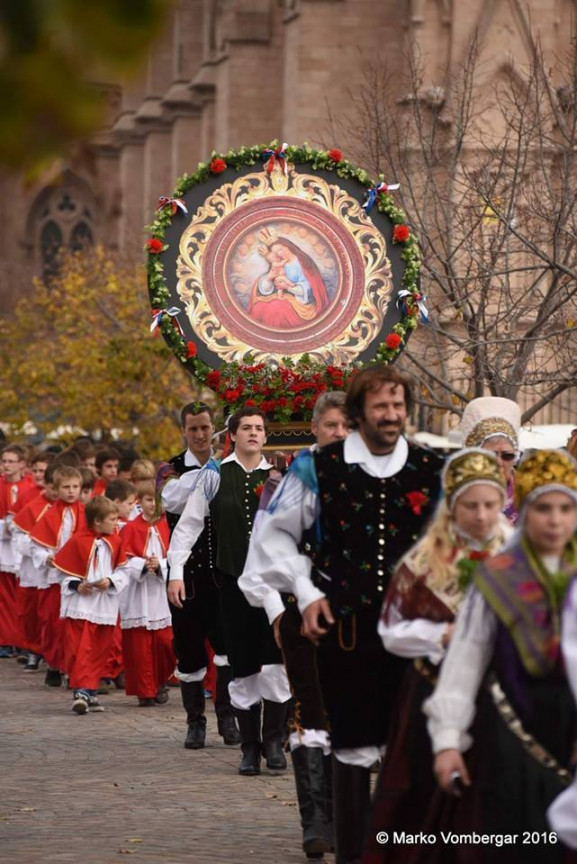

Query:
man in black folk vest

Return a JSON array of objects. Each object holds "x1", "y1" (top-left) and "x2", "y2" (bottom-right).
[
  {"x1": 160, "y1": 402, "x2": 240, "y2": 750},
  {"x1": 241, "y1": 367, "x2": 443, "y2": 864},
  {"x1": 168, "y1": 407, "x2": 292, "y2": 777}
]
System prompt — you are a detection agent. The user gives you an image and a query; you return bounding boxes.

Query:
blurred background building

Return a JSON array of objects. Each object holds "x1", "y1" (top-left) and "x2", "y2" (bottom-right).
[{"x1": 1, "y1": 0, "x2": 575, "y2": 433}]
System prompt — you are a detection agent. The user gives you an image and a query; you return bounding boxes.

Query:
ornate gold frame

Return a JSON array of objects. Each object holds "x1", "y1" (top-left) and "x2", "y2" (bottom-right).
[{"x1": 176, "y1": 165, "x2": 393, "y2": 365}]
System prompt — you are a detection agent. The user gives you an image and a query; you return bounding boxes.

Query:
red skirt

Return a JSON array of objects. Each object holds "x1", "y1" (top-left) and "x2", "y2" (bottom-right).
[
  {"x1": 15, "y1": 584, "x2": 42, "y2": 655},
  {"x1": 37, "y1": 584, "x2": 65, "y2": 671},
  {"x1": 0, "y1": 570, "x2": 18, "y2": 645},
  {"x1": 102, "y1": 618, "x2": 124, "y2": 680},
  {"x1": 64, "y1": 618, "x2": 117, "y2": 690},
  {"x1": 121, "y1": 626, "x2": 176, "y2": 699}
]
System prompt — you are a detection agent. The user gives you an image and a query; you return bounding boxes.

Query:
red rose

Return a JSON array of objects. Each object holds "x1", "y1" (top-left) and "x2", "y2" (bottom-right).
[
  {"x1": 210, "y1": 158, "x2": 227, "y2": 174},
  {"x1": 254, "y1": 483, "x2": 265, "y2": 499},
  {"x1": 146, "y1": 238, "x2": 163, "y2": 254},
  {"x1": 392, "y1": 224, "x2": 410, "y2": 243},
  {"x1": 186, "y1": 341, "x2": 197, "y2": 358},
  {"x1": 245, "y1": 399, "x2": 256, "y2": 406},
  {"x1": 469, "y1": 550, "x2": 490, "y2": 561},
  {"x1": 385, "y1": 333, "x2": 402, "y2": 350},
  {"x1": 328, "y1": 148, "x2": 343, "y2": 163},
  {"x1": 206, "y1": 370, "x2": 221, "y2": 389},
  {"x1": 406, "y1": 491, "x2": 428, "y2": 515}
]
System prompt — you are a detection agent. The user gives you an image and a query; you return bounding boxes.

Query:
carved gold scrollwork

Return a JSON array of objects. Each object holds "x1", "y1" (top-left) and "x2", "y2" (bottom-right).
[{"x1": 176, "y1": 167, "x2": 393, "y2": 364}]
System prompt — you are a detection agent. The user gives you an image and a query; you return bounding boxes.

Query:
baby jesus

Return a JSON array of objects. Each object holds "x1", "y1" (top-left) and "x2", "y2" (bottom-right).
[{"x1": 258, "y1": 245, "x2": 297, "y2": 297}]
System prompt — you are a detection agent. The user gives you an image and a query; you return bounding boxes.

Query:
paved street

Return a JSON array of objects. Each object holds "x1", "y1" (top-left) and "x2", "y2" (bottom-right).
[{"x1": 0, "y1": 659, "x2": 327, "y2": 864}]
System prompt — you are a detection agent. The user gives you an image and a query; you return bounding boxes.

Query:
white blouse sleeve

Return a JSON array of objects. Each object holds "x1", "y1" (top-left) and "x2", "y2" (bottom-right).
[
  {"x1": 161, "y1": 471, "x2": 199, "y2": 515},
  {"x1": 378, "y1": 601, "x2": 448, "y2": 665},
  {"x1": 239, "y1": 472, "x2": 326, "y2": 614},
  {"x1": 167, "y1": 467, "x2": 220, "y2": 581},
  {"x1": 423, "y1": 588, "x2": 497, "y2": 754}
]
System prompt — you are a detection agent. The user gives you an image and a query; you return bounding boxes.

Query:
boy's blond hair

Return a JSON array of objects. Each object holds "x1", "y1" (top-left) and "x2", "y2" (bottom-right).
[
  {"x1": 85, "y1": 496, "x2": 118, "y2": 530},
  {"x1": 53, "y1": 466, "x2": 83, "y2": 488},
  {"x1": 130, "y1": 459, "x2": 156, "y2": 482},
  {"x1": 135, "y1": 479, "x2": 156, "y2": 500}
]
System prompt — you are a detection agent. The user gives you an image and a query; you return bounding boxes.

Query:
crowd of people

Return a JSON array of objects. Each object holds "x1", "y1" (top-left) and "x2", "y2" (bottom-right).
[{"x1": 1, "y1": 365, "x2": 577, "y2": 864}]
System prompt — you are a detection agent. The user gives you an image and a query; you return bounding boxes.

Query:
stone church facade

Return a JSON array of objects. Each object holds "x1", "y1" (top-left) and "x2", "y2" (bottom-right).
[{"x1": 2, "y1": 0, "x2": 575, "y2": 425}]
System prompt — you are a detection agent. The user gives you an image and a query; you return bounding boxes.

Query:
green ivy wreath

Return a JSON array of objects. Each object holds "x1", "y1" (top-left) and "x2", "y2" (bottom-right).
[{"x1": 146, "y1": 142, "x2": 423, "y2": 422}]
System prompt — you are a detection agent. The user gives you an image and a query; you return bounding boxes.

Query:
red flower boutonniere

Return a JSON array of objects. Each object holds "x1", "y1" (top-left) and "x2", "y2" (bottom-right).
[
  {"x1": 254, "y1": 483, "x2": 265, "y2": 499},
  {"x1": 210, "y1": 158, "x2": 227, "y2": 174},
  {"x1": 392, "y1": 224, "x2": 410, "y2": 243},
  {"x1": 328, "y1": 148, "x2": 343, "y2": 162},
  {"x1": 146, "y1": 238, "x2": 163, "y2": 254},
  {"x1": 385, "y1": 333, "x2": 402, "y2": 350},
  {"x1": 406, "y1": 491, "x2": 428, "y2": 515}
]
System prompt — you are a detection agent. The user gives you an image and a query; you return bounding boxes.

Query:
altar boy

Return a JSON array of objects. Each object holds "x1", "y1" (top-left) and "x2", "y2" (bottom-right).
[
  {"x1": 119, "y1": 480, "x2": 175, "y2": 706},
  {"x1": 53, "y1": 496, "x2": 128, "y2": 715}
]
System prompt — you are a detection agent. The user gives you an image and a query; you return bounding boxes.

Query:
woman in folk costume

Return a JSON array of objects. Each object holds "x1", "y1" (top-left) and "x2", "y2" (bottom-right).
[
  {"x1": 423, "y1": 450, "x2": 577, "y2": 863},
  {"x1": 457, "y1": 397, "x2": 521, "y2": 523},
  {"x1": 119, "y1": 480, "x2": 176, "y2": 706},
  {"x1": 548, "y1": 575, "x2": 577, "y2": 848},
  {"x1": 363, "y1": 449, "x2": 512, "y2": 864}
]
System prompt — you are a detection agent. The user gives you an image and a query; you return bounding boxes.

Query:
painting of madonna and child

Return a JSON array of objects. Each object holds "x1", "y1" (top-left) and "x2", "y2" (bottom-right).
[{"x1": 228, "y1": 224, "x2": 337, "y2": 330}]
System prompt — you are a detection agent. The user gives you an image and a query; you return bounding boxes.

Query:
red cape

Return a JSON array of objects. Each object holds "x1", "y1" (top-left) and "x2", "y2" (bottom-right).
[
  {"x1": 121, "y1": 514, "x2": 169, "y2": 559},
  {"x1": 14, "y1": 482, "x2": 44, "y2": 514},
  {"x1": 0, "y1": 475, "x2": 36, "y2": 518},
  {"x1": 92, "y1": 479, "x2": 108, "y2": 497},
  {"x1": 12, "y1": 492, "x2": 53, "y2": 535},
  {"x1": 53, "y1": 529, "x2": 127, "y2": 579},
  {"x1": 30, "y1": 499, "x2": 86, "y2": 550}
]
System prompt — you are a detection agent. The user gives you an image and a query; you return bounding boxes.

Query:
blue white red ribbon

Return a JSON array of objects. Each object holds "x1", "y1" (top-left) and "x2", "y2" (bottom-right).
[
  {"x1": 362, "y1": 180, "x2": 400, "y2": 213},
  {"x1": 157, "y1": 196, "x2": 188, "y2": 216},
  {"x1": 397, "y1": 289, "x2": 429, "y2": 324},
  {"x1": 263, "y1": 143, "x2": 288, "y2": 175},
  {"x1": 150, "y1": 307, "x2": 184, "y2": 335}
]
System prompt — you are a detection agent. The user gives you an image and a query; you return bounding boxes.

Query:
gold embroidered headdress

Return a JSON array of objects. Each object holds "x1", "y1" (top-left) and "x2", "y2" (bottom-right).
[
  {"x1": 457, "y1": 397, "x2": 521, "y2": 450},
  {"x1": 514, "y1": 449, "x2": 577, "y2": 511},
  {"x1": 442, "y1": 448, "x2": 507, "y2": 509}
]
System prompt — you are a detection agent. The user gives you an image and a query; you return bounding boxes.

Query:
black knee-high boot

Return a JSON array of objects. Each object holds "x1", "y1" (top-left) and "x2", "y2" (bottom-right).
[
  {"x1": 180, "y1": 680, "x2": 206, "y2": 749},
  {"x1": 215, "y1": 665, "x2": 241, "y2": 745},
  {"x1": 262, "y1": 699, "x2": 289, "y2": 770},
  {"x1": 291, "y1": 746, "x2": 331, "y2": 859},
  {"x1": 235, "y1": 702, "x2": 262, "y2": 776},
  {"x1": 332, "y1": 757, "x2": 371, "y2": 864}
]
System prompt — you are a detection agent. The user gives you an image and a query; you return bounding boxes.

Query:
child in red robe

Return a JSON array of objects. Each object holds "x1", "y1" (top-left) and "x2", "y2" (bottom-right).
[
  {"x1": 30, "y1": 466, "x2": 85, "y2": 686},
  {"x1": 92, "y1": 448, "x2": 120, "y2": 497},
  {"x1": 0, "y1": 444, "x2": 36, "y2": 656},
  {"x1": 13, "y1": 451, "x2": 52, "y2": 513},
  {"x1": 53, "y1": 496, "x2": 129, "y2": 715},
  {"x1": 12, "y1": 462, "x2": 58, "y2": 670},
  {"x1": 98, "y1": 478, "x2": 137, "y2": 691},
  {"x1": 119, "y1": 480, "x2": 175, "y2": 706}
]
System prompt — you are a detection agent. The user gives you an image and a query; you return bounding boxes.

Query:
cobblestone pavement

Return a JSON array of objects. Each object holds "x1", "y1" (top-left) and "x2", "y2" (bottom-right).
[{"x1": 0, "y1": 659, "x2": 334, "y2": 864}]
